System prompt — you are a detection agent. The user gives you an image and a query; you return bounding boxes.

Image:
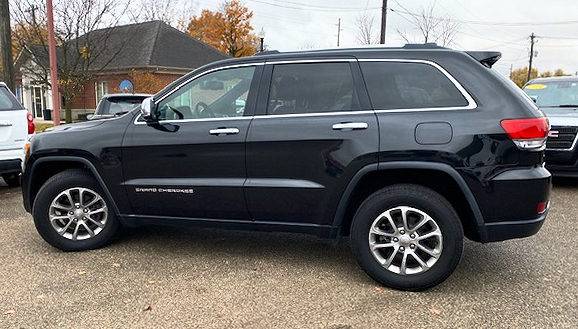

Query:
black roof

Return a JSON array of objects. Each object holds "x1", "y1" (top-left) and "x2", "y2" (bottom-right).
[{"x1": 17, "y1": 20, "x2": 228, "y2": 72}]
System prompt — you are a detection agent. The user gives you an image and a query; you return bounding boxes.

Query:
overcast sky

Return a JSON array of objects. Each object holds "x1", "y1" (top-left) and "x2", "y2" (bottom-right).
[{"x1": 190, "y1": 0, "x2": 578, "y2": 76}]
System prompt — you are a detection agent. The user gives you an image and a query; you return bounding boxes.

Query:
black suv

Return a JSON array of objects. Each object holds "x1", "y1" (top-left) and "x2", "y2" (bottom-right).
[{"x1": 22, "y1": 45, "x2": 551, "y2": 291}]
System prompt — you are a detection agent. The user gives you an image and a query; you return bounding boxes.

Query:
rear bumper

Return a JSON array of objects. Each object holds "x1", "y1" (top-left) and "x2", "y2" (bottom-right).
[
  {"x1": 467, "y1": 165, "x2": 551, "y2": 243},
  {"x1": 0, "y1": 159, "x2": 21, "y2": 175},
  {"x1": 480, "y1": 211, "x2": 547, "y2": 243}
]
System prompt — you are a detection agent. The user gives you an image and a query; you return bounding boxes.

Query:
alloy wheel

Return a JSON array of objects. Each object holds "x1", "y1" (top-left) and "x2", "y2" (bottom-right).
[
  {"x1": 48, "y1": 187, "x2": 108, "y2": 241},
  {"x1": 368, "y1": 206, "x2": 443, "y2": 275}
]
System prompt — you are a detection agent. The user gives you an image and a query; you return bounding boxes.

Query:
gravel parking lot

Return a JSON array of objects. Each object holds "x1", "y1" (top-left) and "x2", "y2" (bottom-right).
[{"x1": 0, "y1": 178, "x2": 576, "y2": 328}]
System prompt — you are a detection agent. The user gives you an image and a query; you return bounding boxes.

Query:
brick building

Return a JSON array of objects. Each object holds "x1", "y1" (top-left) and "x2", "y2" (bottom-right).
[{"x1": 14, "y1": 20, "x2": 227, "y2": 121}]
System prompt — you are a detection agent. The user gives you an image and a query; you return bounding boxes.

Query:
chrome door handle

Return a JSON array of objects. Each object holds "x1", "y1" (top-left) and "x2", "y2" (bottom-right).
[
  {"x1": 332, "y1": 122, "x2": 368, "y2": 130},
  {"x1": 0, "y1": 121, "x2": 12, "y2": 127},
  {"x1": 209, "y1": 127, "x2": 240, "y2": 135}
]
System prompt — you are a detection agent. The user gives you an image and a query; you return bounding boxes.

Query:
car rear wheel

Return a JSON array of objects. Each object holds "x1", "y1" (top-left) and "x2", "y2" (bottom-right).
[
  {"x1": 2, "y1": 173, "x2": 21, "y2": 187},
  {"x1": 32, "y1": 169, "x2": 119, "y2": 251},
  {"x1": 350, "y1": 184, "x2": 463, "y2": 291}
]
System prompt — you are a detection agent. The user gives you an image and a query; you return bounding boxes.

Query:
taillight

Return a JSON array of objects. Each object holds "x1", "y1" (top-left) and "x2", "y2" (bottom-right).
[
  {"x1": 500, "y1": 117, "x2": 549, "y2": 150},
  {"x1": 536, "y1": 201, "x2": 548, "y2": 214},
  {"x1": 27, "y1": 113, "x2": 35, "y2": 134}
]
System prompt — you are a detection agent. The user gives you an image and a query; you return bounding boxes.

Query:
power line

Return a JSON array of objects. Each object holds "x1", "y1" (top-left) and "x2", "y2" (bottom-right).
[
  {"x1": 246, "y1": 0, "x2": 380, "y2": 12},
  {"x1": 389, "y1": 7, "x2": 578, "y2": 27}
]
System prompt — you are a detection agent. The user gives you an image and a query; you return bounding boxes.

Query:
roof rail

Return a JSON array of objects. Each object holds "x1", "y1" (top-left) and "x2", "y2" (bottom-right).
[
  {"x1": 403, "y1": 43, "x2": 444, "y2": 49},
  {"x1": 256, "y1": 50, "x2": 280, "y2": 55}
]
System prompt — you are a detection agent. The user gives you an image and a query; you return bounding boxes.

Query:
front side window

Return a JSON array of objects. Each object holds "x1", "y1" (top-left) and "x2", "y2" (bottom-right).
[
  {"x1": 156, "y1": 66, "x2": 256, "y2": 121},
  {"x1": 267, "y1": 62, "x2": 359, "y2": 115},
  {"x1": 360, "y1": 62, "x2": 469, "y2": 110}
]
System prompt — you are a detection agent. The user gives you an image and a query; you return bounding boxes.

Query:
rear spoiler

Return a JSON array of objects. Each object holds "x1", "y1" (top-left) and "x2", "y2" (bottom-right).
[{"x1": 466, "y1": 51, "x2": 502, "y2": 68}]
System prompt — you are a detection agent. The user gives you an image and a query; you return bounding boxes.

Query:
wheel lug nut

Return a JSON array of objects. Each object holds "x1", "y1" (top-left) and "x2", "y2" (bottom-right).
[
  {"x1": 69, "y1": 211, "x2": 73, "y2": 215},
  {"x1": 393, "y1": 238, "x2": 399, "y2": 242},
  {"x1": 410, "y1": 234, "x2": 415, "y2": 239},
  {"x1": 400, "y1": 230, "x2": 405, "y2": 235},
  {"x1": 84, "y1": 208, "x2": 88, "y2": 213},
  {"x1": 410, "y1": 244, "x2": 416, "y2": 249},
  {"x1": 400, "y1": 246, "x2": 405, "y2": 251}
]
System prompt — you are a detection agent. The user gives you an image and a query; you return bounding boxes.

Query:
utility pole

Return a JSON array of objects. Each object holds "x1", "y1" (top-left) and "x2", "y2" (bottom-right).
[
  {"x1": 46, "y1": 0, "x2": 61, "y2": 125},
  {"x1": 0, "y1": 0, "x2": 14, "y2": 91},
  {"x1": 527, "y1": 33, "x2": 536, "y2": 83},
  {"x1": 336, "y1": 18, "x2": 342, "y2": 47},
  {"x1": 379, "y1": 0, "x2": 388, "y2": 44}
]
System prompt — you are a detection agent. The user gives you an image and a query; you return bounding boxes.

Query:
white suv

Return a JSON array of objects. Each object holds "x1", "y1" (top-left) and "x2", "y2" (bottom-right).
[{"x1": 0, "y1": 82, "x2": 34, "y2": 187}]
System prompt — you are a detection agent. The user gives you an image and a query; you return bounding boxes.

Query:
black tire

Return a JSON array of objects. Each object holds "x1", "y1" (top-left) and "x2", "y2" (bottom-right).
[
  {"x1": 32, "y1": 169, "x2": 119, "y2": 251},
  {"x1": 2, "y1": 173, "x2": 21, "y2": 188},
  {"x1": 350, "y1": 184, "x2": 463, "y2": 291}
]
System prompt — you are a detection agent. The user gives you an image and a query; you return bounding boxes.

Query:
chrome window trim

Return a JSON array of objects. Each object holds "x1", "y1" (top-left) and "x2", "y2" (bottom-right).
[
  {"x1": 133, "y1": 115, "x2": 252, "y2": 125},
  {"x1": 134, "y1": 57, "x2": 476, "y2": 125},
  {"x1": 357, "y1": 58, "x2": 478, "y2": 111}
]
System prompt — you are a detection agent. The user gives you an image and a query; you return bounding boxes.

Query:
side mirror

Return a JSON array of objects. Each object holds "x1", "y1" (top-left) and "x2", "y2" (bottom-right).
[{"x1": 140, "y1": 97, "x2": 155, "y2": 120}]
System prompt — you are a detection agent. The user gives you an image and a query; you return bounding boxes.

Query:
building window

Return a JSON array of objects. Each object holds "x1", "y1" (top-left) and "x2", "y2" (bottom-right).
[
  {"x1": 95, "y1": 81, "x2": 108, "y2": 106},
  {"x1": 15, "y1": 85, "x2": 23, "y2": 105}
]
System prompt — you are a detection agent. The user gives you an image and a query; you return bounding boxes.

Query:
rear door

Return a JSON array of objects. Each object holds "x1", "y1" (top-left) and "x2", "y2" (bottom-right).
[
  {"x1": 245, "y1": 59, "x2": 379, "y2": 226},
  {"x1": 0, "y1": 86, "x2": 27, "y2": 154}
]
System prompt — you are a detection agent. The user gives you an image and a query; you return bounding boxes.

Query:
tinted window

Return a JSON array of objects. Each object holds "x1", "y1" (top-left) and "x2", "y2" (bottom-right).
[
  {"x1": 360, "y1": 62, "x2": 469, "y2": 110},
  {"x1": 156, "y1": 66, "x2": 255, "y2": 120},
  {"x1": 0, "y1": 86, "x2": 20, "y2": 111},
  {"x1": 267, "y1": 62, "x2": 359, "y2": 115}
]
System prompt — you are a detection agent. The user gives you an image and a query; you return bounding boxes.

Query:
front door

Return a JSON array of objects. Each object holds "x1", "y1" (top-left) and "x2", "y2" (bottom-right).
[
  {"x1": 31, "y1": 86, "x2": 47, "y2": 118},
  {"x1": 122, "y1": 65, "x2": 261, "y2": 221},
  {"x1": 245, "y1": 60, "x2": 379, "y2": 226}
]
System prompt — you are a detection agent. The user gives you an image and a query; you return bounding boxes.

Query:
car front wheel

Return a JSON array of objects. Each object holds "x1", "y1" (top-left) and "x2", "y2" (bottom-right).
[
  {"x1": 32, "y1": 169, "x2": 119, "y2": 251},
  {"x1": 350, "y1": 184, "x2": 464, "y2": 291}
]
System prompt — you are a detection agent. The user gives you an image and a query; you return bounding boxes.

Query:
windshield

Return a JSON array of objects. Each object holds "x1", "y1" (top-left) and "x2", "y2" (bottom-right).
[
  {"x1": 523, "y1": 80, "x2": 578, "y2": 107},
  {"x1": 97, "y1": 97, "x2": 145, "y2": 115}
]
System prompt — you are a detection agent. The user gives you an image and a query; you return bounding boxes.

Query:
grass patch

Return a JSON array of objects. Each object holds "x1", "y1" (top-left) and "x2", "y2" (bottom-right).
[{"x1": 35, "y1": 122, "x2": 54, "y2": 133}]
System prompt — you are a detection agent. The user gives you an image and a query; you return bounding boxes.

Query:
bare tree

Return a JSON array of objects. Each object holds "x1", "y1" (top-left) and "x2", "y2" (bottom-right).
[
  {"x1": 11, "y1": 0, "x2": 133, "y2": 122},
  {"x1": 130, "y1": 0, "x2": 196, "y2": 31},
  {"x1": 355, "y1": 13, "x2": 378, "y2": 45},
  {"x1": 396, "y1": 3, "x2": 459, "y2": 47}
]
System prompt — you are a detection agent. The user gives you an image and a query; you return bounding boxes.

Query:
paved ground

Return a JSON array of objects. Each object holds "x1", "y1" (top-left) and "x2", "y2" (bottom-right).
[{"x1": 0, "y1": 179, "x2": 576, "y2": 328}]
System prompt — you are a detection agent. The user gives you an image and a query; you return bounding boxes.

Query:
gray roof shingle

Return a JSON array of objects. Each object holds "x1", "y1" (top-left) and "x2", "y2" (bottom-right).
[{"x1": 18, "y1": 20, "x2": 228, "y2": 73}]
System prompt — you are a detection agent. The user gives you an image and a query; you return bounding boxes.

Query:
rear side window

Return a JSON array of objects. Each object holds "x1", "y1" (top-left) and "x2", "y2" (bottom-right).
[
  {"x1": 267, "y1": 62, "x2": 359, "y2": 115},
  {"x1": 0, "y1": 87, "x2": 20, "y2": 111},
  {"x1": 360, "y1": 62, "x2": 469, "y2": 110}
]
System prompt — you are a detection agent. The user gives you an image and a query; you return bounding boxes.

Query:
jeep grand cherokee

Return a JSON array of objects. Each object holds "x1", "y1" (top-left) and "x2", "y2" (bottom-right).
[{"x1": 22, "y1": 45, "x2": 551, "y2": 291}]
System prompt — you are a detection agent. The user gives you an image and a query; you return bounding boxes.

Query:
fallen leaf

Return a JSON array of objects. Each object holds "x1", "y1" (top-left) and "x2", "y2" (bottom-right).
[
  {"x1": 78, "y1": 271, "x2": 87, "y2": 275},
  {"x1": 3, "y1": 310, "x2": 15, "y2": 315},
  {"x1": 112, "y1": 263, "x2": 121, "y2": 268},
  {"x1": 374, "y1": 286, "x2": 385, "y2": 292},
  {"x1": 143, "y1": 305, "x2": 153, "y2": 312},
  {"x1": 430, "y1": 307, "x2": 442, "y2": 315}
]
